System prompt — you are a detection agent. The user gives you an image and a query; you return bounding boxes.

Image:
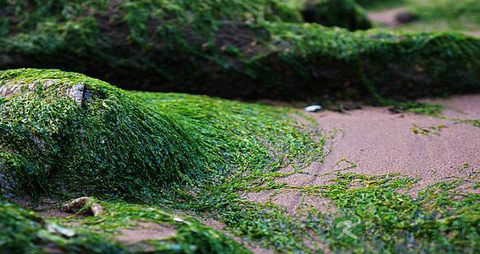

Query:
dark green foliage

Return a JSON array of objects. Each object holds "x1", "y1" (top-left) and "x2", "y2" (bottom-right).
[
  {"x1": 355, "y1": 0, "x2": 404, "y2": 9},
  {"x1": 0, "y1": 69, "x2": 206, "y2": 200},
  {"x1": 2, "y1": 0, "x2": 480, "y2": 102},
  {"x1": 301, "y1": 0, "x2": 372, "y2": 30}
]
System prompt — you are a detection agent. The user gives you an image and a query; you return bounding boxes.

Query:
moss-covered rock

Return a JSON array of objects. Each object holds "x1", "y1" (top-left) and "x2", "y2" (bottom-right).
[
  {"x1": 0, "y1": 68, "x2": 322, "y2": 203},
  {"x1": 301, "y1": 0, "x2": 372, "y2": 30},
  {"x1": 0, "y1": 68, "x2": 205, "y2": 200},
  {"x1": 1, "y1": 0, "x2": 479, "y2": 102}
]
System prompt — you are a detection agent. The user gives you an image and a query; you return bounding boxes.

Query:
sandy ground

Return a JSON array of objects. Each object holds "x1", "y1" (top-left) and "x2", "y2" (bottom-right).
[
  {"x1": 423, "y1": 94, "x2": 480, "y2": 120},
  {"x1": 368, "y1": 8, "x2": 480, "y2": 37},
  {"x1": 246, "y1": 94, "x2": 480, "y2": 213},
  {"x1": 18, "y1": 94, "x2": 480, "y2": 254},
  {"x1": 368, "y1": 8, "x2": 408, "y2": 27}
]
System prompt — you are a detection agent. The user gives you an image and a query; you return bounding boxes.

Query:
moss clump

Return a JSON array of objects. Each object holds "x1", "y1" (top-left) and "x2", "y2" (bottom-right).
[
  {"x1": 0, "y1": 68, "x2": 206, "y2": 200},
  {"x1": 301, "y1": 0, "x2": 372, "y2": 30}
]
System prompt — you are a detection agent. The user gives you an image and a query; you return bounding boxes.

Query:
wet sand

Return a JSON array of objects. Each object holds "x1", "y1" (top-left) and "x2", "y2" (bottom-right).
[{"x1": 247, "y1": 94, "x2": 480, "y2": 210}]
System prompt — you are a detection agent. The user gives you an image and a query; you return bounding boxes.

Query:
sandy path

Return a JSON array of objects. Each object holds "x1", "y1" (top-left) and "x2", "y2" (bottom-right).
[{"x1": 247, "y1": 94, "x2": 480, "y2": 212}]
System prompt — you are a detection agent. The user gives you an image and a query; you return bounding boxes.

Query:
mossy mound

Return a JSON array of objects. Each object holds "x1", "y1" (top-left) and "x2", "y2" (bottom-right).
[
  {"x1": 0, "y1": 69, "x2": 205, "y2": 200},
  {"x1": 2, "y1": 1, "x2": 479, "y2": 101},
  {"x1": 301, "y1": 0, "x2": 372, "y2": 30}
]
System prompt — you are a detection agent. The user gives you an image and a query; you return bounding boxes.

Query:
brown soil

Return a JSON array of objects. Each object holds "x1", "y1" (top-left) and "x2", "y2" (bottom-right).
[{"x1": 114, "y1": 222, "x2": 176, "y2": 244}]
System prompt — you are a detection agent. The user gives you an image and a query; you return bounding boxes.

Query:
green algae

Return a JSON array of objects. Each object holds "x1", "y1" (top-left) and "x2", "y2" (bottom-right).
[
  {"x1": 305, "y1": 173, "x2": 480, "y2": 253},
  {"x1": 2, "y1": 0, "x2": 480, "y2": 102},
  {"x1": 0, "y1": 68, "x2": 322, "y2": 201},
  {"x1": 53, "y1": 201, "x2": 251, "y2": 254},
  {"x1": 389, "y1": 101, "x2": 444, "y2": 116},
  {"x1": 157, "y1": 168, "x2": 480, "y2": 253},
  {"x1": 2, "y1": 69, "x2": 479, "y2": 252},
  {"x1": 455, "y1": 119, "x2": 480, "y2": 128},
  {"x1": 0, "y1": 201, "x2": 128, "y2": 254},
  {"x1": 0, "y1": 200, "x2": 250, "y2": 254},
  {"x1": 208, "y1": 171, "x2": 480, "y2": 253},
  {"x1": 0, "y1": 69, "x2": 325, "y2": 253},
  {"x1": 0, "y1": 68, "x2": 206, "y2": 200}
]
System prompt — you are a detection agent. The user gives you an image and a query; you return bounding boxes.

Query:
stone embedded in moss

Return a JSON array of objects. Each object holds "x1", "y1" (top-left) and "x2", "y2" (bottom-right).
[{"x1": 0, "y1": 68, "x2": 206, "y2": 200}]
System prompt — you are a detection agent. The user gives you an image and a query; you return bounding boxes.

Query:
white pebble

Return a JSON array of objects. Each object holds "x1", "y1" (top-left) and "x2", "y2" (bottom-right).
[{"x1": 305, "y1": 105, "x2": 322, "y2": 112}]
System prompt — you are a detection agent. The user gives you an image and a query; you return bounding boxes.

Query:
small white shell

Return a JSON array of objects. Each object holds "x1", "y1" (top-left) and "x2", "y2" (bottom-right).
[{"x1": 305, "y1": 105, "x2": 322, "y2": 112}]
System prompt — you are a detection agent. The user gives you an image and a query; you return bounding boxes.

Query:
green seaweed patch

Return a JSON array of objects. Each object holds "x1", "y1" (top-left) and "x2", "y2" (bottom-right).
[
  {"x1": 301, "y1": 173, "x2": 480, "y2": 252},
  {"x1": 411, "y1": 123, "x2": 447, "y2": 136},
  {"x1": 0, "y1": 69, "x2": 323, "y2": 204},
  {"x1": 0, "y1": 200, "x2": 127, "y2": 254},
  {"x1": 54, "y1": 201, "x2": 251, "y2": 253},
  {"x1": 390, "y1": 101, "x2": 444, "y2": 116},
  {"x1": 2, "y1": 0, "x2": 480, "y2": 102},
  {"x1": 193, "y1": 169, "x2": 480, "y2": 253},
  {"x1": 457, "y1": 119, "x2": 480, "y2": 128},
  {"x1": 0, "y1": 68, "x2": 206, "y2": 200}
]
